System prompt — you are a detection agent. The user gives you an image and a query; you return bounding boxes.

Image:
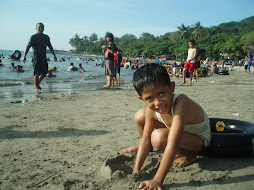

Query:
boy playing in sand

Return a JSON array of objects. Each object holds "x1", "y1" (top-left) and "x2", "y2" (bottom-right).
[
  {"x1": 181, "y1": 39, "x2": 197, "y2": 85},
  {"x1": 23, "y1": 23, "x2": 57, "y2": 94},
  {"x1": 123, "y1": 64, "x2": 211, "y2": 189}
]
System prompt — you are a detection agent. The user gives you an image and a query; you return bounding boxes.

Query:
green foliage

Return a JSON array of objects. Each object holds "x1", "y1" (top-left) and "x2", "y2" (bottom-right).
[
  {"x1": 69, "y1": 16, "x2": 254, "y2": 59},
  {"x1": 240, "y1": 31, "x2": 254, "y2": 55}
]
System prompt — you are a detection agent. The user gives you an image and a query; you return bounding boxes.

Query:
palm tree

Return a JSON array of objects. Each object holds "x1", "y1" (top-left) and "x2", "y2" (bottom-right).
[
  {"x1": 177, "y1": 24, "x2": 190, "y2": 40},
  {"x1": 192, "y1": 21, "x2": 204, "y2": 40},
  {"x1": 209, "y1": 26, "x2": 217, "y2": 36}
]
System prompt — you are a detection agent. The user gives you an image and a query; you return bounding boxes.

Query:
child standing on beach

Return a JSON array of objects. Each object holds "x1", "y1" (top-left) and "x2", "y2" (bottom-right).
[
  {"x1": 23, "y1": 23, "x2": 57, "y2": 94},
  {"x1": 123, "y1": 64, "x2": 211, "y2": 190},
  {"x1": 181, "y1": 39, "x2": 197, "y2": 85},
  {"x1": 102, "y1": 32, "x2": 117, "y2": 88},
  {"x1": 116, "y1": 50, "x2": 122, "y2": 85},
  {"x1": 113, "y1": 50, "x2": 118, "y2": 86}
]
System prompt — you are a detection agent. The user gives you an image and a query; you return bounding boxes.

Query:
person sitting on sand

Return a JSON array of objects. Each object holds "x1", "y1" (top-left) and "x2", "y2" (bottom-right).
[
  {"x1": 122, "y1": 63, "x2": 211, "y2": 190},
  {"x1": 211, "y1": 64, "x2": 218, "y2": 75}
]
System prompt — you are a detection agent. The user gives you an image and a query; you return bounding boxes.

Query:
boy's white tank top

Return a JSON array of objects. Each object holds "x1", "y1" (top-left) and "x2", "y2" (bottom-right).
[
  {"x1": 155, "y1": 93, "x2": 210, "y2": 135},
  {"x1": 187, "y1": 48, "x2": 197, "y2": 63}
]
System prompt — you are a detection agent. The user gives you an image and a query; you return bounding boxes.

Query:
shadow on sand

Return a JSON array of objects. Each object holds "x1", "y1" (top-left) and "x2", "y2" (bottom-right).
[{"x1": 0, "y1": 125, "x2": 108, "y2": 139}]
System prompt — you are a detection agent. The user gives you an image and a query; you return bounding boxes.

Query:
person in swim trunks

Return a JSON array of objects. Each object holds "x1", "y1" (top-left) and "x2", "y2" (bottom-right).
[
  {"x1": 181, "y1": 39, "x2": 197, "y2": 85},
  {"x1": 122, "y1": 63, "x2": 211, "y2": 190},
  {"x1": 23, "y1": 23, "x2": 57, "y2": 94}
]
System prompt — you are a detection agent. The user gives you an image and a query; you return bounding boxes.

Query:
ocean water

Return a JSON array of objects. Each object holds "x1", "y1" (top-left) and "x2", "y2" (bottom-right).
[{"x1": 0, "y1": 50, "x2": 136, "y2": 102}]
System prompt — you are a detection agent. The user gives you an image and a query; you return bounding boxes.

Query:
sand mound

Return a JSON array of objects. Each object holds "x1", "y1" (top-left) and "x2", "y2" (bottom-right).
[{"x1": 100, "y1": 152, "x2": 161, "y2": 180}]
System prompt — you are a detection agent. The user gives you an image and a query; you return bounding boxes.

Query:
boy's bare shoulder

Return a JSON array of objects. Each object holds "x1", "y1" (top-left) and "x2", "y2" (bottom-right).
[
  {"x1": 174, "y1": 94, "x2": 194, "y2": 110},
  {"x1": 175, "y1": 94, "x2": 189, "y2": 103}
]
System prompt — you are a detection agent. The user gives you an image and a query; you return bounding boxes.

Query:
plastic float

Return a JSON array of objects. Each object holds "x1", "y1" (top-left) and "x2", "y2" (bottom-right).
[
  {"x1": 203, "y1": 118, "x2": 254, "y2": 156},
  {"x1": 9, "y1": 50, "x2": 21, "y2": 60},
  {"x1": 218, "y1": 69, "x2": 229, "y2": 75}
]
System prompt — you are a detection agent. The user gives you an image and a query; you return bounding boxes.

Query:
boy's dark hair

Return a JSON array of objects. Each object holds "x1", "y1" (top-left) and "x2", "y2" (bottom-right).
[
  {"x1": 133, "y1": 63, "x2": 171, "y2": 96},
  {"x1": 189, "y1": 39, "x2": 195, "y2": 44}
]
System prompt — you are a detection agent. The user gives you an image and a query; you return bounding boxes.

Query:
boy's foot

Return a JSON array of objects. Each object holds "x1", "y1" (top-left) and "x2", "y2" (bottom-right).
[
  {"x1": 181, "y1": 82, "x2": 185, "y2": 85},
  {"x1": 173, "y1": 151, "x2": 196, "y2": 167},
  {"x1": 122, "y1": 146, "x2": 138, "y2": 153}
]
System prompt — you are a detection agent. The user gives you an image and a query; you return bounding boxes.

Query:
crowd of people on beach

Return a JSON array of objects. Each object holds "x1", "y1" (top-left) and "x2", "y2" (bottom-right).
[{"x1": 1, "y1": 28, "x2": 253, "y2": 92}]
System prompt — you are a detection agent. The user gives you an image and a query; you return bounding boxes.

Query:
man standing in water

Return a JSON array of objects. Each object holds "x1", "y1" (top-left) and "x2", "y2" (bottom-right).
[{"x1": 23, "y1": 23, "x2": 57, "y2": 94}]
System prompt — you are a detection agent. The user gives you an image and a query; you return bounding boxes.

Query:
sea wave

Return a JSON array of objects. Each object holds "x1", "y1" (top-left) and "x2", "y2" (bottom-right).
[{"x1": 0, "y1": 81, "x2": 29, "y2": 87}]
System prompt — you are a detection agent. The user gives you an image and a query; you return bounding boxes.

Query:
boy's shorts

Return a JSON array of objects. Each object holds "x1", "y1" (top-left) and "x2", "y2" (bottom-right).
[{"x1": 184, "y1": 61, "x2": 195, "y2": 72}]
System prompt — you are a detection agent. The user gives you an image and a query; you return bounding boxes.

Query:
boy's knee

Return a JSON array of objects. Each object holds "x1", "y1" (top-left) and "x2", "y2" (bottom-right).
[
  {"x1": 151, "y1": 130, "x2": 167, "y2": 150},
  {"x1": 134, "y1": 108, "x2": 145, "y2": 123}
]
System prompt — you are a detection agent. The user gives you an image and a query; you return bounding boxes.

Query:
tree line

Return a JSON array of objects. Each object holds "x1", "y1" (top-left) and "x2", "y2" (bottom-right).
[{"x1": 69, "y1": 16, "x2": 254, "y2": 60}]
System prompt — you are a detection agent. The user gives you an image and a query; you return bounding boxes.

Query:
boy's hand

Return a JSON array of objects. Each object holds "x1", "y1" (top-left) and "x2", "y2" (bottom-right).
[
  {"x1": 22, "y1": 57, "x2": 26, "y2": 63},
  {"x1": 138, "y1": 179, "x2": 162, "y2": 190}
]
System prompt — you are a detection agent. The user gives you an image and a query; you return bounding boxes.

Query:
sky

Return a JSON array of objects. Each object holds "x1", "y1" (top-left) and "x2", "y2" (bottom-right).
[{"x1": 1, "y1": 0, "x2": 254, "y2": 51}]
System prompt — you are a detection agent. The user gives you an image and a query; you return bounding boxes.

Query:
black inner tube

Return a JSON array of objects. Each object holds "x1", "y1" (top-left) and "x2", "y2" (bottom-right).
[
  {"x1": 10, "y1": 50, "x2": 21, "y2": 60},
  {"x1": 202, "y1": 118, "x2": 254, "y2": 157}
]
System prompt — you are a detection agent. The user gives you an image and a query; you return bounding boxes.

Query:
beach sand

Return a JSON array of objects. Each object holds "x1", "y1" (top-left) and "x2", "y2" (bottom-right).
[{"x1": 0, "y1": 66, "x2": 254, "y2": 190}]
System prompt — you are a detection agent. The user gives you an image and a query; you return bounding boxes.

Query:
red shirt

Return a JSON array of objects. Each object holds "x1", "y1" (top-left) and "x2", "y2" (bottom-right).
[{"x1": 114, "y1": 53, "x2": 118, "y2": 66}]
